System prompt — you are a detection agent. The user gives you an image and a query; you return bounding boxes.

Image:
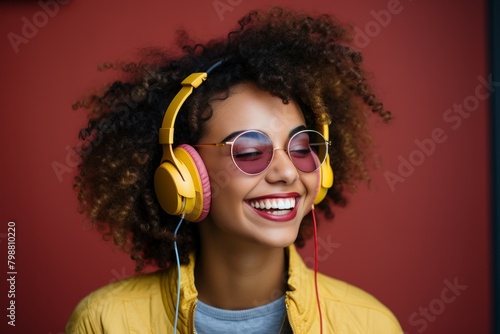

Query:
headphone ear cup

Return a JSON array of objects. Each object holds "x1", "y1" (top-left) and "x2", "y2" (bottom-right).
[
  {"x1": 314, "y1": 155, "x2": 334, "y2": 205},
  {"x1": 154, "y1": 145, "x2": 211, "y2": 222},
  {"x1": 155, "y1": 160, "x2": 189, "y2": 218},
  {"x1": 177, "y1": 144, "x2": 211, "y2": 222}
]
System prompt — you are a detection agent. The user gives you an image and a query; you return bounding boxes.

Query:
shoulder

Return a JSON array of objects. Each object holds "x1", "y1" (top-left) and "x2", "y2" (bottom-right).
[
  {"x1": 66, "y1": 270, "x2": 168, "y2": 333},
  {"x1": 317, "y1": 273, "x2": 403, "y2": 332},
  {"x1": 287, "y1": 246, "x2": 402, "y2": 332},
  {"x1": 73, "y1": 269, "x2": 166, "y2": 308}
]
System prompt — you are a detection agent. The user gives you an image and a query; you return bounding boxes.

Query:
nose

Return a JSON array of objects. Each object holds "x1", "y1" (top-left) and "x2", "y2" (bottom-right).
[{"x1": 264, "y1": 148, "x2": 299, "y2": 184}]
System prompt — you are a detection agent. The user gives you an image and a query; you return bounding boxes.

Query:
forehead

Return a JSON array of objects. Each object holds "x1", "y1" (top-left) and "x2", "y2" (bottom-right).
[{"x1": 202, "y1": 83, "x2": 306, "y2": 141}]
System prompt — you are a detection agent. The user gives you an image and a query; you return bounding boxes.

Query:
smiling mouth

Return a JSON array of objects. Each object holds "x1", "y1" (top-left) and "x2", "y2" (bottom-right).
[
  {"x1": 246, "y1": 193, "x2": 300, "y2": 221},
  {"x1": 248, "y1": 197, "x2": 296, "y2": 215}
]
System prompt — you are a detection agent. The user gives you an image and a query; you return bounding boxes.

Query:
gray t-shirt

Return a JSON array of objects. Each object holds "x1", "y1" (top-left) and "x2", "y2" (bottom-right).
[{"x1": 194, "y1": 295, "x2": 292, "y2": 333}]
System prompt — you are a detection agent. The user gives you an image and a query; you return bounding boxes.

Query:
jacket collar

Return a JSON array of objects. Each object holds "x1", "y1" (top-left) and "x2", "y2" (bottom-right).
[
  {"x1": 285, "y1": 245, "x2": 318, "y2": 333},
  {"x1": 161, "y1": 252, "x2": 198, "y2": 334},
  {"x1": 160, "y1": 245, "x2": 317, "y2": 333}
]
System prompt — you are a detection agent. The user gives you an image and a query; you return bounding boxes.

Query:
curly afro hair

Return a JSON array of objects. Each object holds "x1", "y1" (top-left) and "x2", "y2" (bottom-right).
[{"x1": 73, "y1": 7, "x2": 390, "y2": 272}]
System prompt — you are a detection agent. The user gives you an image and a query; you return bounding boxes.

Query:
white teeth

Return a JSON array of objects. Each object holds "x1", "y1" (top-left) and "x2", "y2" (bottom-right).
[{"x1": 249, "y1": 197, "x2": 296, "y2": 211}]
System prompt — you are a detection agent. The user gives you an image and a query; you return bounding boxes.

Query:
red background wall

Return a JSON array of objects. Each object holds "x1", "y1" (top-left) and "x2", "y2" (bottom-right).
[{"x1": 0, "y1": 0, "x2": 491, "y2": 333}]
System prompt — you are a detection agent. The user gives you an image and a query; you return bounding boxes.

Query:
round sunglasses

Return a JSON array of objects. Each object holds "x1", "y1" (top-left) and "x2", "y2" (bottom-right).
[{"x1": 195, "y1": 129, "x2": 330, "y2": 175}]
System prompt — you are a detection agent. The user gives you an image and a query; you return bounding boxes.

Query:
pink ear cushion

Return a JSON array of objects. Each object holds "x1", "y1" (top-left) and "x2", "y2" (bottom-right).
[{"x1": 178, "y1": 144, "x2": 211, "y2": 222}]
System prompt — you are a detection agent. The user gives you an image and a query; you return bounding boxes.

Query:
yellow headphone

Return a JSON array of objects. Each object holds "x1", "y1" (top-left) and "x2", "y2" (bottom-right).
[
  {"x1": 315, "y1": 124, "x2": 334, "y2": 205},
  {"x1": 154, "y1": 62, "x2": 334, "y2": 222}
]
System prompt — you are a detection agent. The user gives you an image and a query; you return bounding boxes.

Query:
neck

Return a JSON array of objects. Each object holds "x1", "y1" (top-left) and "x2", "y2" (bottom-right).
[{"x1": 194, "y1": 241, "x2": 288, "y2": 310}]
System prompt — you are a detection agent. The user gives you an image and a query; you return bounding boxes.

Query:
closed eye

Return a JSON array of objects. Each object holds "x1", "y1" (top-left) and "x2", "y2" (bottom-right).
[
  {"x1": 289, "y1": 148, "x2": 311, "y2": 157},
  {"x1": 234, "y1": 151, "x2": 264, "y2": 160}
]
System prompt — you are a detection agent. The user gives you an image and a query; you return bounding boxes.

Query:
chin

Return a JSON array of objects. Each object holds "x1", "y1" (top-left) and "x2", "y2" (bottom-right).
[{"x1": 258, "y1": 230, "x2": 299, "y2": 249}]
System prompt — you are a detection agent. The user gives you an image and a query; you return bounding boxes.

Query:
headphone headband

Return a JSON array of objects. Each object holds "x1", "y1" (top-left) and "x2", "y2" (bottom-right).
[
  {"x1": 159, "y1": 73, "x2": 207, "y2": 145},
  {"x1": 159, "y1": 58, "x2": 228, "y2": 146}
]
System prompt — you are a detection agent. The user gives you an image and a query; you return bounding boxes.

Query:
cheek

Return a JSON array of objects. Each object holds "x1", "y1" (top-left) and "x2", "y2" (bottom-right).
[
  {"x1": 302, "y1": 171, "x2": 321, "y2": 201},
  {"x1": 198, "y1": 149, "x2": 239, "y2": 197},
  {"x1": 207, "y1": 177, "x2": 254, "y2": 225},
  {"x1": 205, "y1": 159, "x2": 241, "y2": 199}
]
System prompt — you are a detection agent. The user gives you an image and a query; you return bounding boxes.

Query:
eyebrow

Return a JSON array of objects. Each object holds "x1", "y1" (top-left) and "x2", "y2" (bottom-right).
[
  {"x1": 220, "y1": 125, "x2": 307, "y2": 143},
  {"x1": 220, "y1": 130, "x2": 246, "y2": 143},
  {"x1": 289, "y1": 125, "x2": 307, "y2": 137}
]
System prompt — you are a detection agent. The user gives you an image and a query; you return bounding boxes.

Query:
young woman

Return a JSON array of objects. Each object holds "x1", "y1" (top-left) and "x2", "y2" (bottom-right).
[{"x1": 66, "y1": 7, "x2": 403, "y2": 333}]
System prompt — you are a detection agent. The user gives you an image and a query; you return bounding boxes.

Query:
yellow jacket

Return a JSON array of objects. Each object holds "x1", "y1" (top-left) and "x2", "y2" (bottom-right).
[{"x1": 66, "y1": 245, "x2": 403, "y2": 333}]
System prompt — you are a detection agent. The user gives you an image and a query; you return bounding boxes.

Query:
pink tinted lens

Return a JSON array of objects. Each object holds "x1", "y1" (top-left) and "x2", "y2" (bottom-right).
[
  {"x1": 288, "y1": 130, "x2": 327, "y2": 172},
  {"x1": 231, "y1": 131, "x2": 273, "y2": 174}
]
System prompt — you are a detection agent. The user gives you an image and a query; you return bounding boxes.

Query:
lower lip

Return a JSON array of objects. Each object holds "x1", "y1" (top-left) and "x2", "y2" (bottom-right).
[{"x1": 248, "y1": 200, "x2": 299, "y2": 222}]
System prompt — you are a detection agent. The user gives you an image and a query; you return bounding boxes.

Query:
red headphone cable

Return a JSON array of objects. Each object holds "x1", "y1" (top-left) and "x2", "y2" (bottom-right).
[{"x1": 312, "y1": 205, "x2": 324, "y2": 334}]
